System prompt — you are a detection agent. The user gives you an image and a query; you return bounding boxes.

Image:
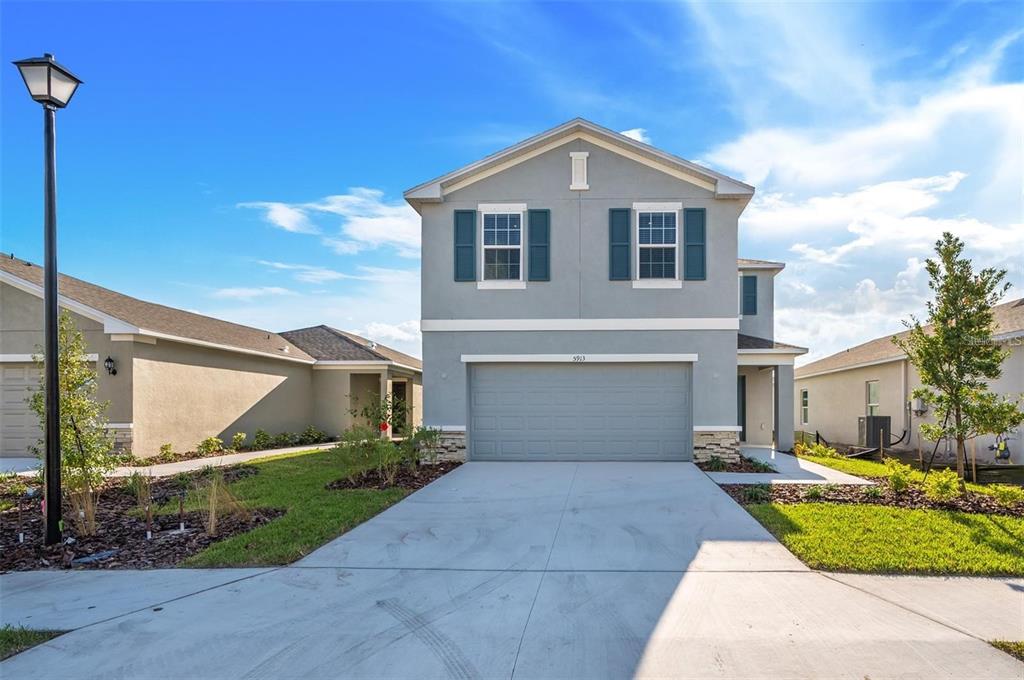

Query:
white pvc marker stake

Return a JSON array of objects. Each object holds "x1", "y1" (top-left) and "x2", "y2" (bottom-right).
[{"x1": 19, "y1": 532, "x2": 24, "y2": 543}]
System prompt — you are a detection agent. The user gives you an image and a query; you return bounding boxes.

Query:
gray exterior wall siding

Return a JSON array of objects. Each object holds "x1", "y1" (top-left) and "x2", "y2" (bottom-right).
[
  {"x1": 738, "y1": 270, "x2": 775, "y2": 341},
  {"x1": 423, "y1": 330, "x2": 737, "y2": 429}
]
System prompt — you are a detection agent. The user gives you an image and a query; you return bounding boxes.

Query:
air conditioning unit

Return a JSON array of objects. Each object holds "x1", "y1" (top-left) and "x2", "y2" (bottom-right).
[{"x1": 858, "y1": 415, "x2": 891, "y2": 448}]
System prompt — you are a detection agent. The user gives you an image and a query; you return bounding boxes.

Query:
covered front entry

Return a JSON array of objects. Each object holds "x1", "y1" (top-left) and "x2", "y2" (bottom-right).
[{"x1": 468, "y1": 362, "x2": 692, "y2": 461}]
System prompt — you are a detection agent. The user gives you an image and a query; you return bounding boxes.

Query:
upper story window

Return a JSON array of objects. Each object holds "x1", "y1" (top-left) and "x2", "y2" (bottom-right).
[
  {"x1": 637, "y1": 211, "x2": 677, "y2": 279},
  {"x1": 800, "y1": 389, "x2": 809, "y2": 425},
  {"x1": 482, "y1": 211, "x2": 522, "y2": 281}
]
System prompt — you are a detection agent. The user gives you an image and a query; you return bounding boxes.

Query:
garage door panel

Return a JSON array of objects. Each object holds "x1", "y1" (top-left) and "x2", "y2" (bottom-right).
[
  {"x1": 469, "y1": 363, "x2": 692, "y2": 461},
  {"x1": 1, "y1": 364, "x2": 43, "y2": 458}
]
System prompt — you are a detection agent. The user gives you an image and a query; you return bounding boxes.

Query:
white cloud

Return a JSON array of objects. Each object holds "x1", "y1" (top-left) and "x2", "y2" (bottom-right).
[
  {"x1": 237, "y1": 202, "x2": 318, "y2": 234},
  {"x1": 210, "y1": 286, "x2": 295, "y2": 301},
  {"x1": 619, "y1": 128, "x2": 652, "y2": 144},
  {"x1": 257, "y1": 261, "x2": 353, "y2": 284},
  {"x1": 357, "y1": 320, "x2": 421, "y2": 345},
  {"x1": 240, "y1": 188, "x2": 420, "y2": 258}
]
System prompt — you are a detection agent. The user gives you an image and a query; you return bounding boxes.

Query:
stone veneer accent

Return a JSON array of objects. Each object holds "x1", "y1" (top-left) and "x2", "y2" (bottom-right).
[
  {"x1": 692, "y1": 430, "x2": 740, "y2": 462},
  {"x1": 106, "y1": 425, "x2": 134, "y2": 456},
  {"x1": 432, "y1": 429, "x2": 467, "y2": 462}
]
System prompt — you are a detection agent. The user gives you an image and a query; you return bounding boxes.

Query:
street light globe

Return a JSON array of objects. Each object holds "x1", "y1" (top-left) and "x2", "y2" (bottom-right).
[{"x1": 12, "y1": 53, "x2": 82, "y2": 108}]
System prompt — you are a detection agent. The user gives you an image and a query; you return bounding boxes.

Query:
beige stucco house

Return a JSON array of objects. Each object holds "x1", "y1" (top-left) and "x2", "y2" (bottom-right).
[
  {"x1": 794, "y1": 297, "x2": 1023, "y2": 463},
  {"x1": 0, "y1": 255, "x2": 421, "y2": 459}
]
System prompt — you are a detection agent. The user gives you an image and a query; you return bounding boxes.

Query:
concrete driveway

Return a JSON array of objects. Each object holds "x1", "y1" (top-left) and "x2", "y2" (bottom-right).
[{"x1": 2, "y1": 462, "x2": 1021, "y2": 679}]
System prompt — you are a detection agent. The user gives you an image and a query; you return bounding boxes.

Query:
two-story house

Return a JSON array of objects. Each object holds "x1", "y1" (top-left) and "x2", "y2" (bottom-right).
[{"x1": 405, "y1": 119, "x2": 806, "y2": 461}]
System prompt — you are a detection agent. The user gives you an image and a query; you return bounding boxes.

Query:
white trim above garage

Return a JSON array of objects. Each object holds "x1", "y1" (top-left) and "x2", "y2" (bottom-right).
[
  {"x1": 1, "y1": 353, "x2": 98, "y2": 362},
  {"x1": 423, "y1": 318, "x2": 739, "y2": 332},
  {"x1": 461, "y1": 353, "x2": 698, "y2": 363},
  {"x1": 694, "y1": 425, "x2": 744, "y2": 432}
]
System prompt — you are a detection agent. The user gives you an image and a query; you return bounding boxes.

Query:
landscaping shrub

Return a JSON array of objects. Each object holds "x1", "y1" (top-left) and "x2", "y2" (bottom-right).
[
  {"x1": 704, "y1": 455, "x2": 728, "y2": 472},
  {"x1": 743, "y1": 484, "x2": 772, "y2": 503},
  {"x1": 272, "y1": 432, "x2": 297, "y2": 448},
  {"x1": 192, "y1": 468, "x2": 250, "y2": 536},
  {"x1": 747, "y1": 457, "x2": 776, "y2": 473},
  {"x1": 339, "y1": 425, "x2": 402, "y2": 485},
  {"x1": 988, "y1": 484, "x2": 1024, "y2": 507},
  {"x1": 231, "y1": 432, "x2": 247, "y2": 451},
  {"x1": 803, "y1": 485, "x2": 824, "y2": 500},
  {"x1": 922, "y1": 469, "x2": 962, "y2": 501},
  {"x1": 252, "y1": 429, "x2": 272, "y2": 450},
  {"x1": 862, "y1": 485, "x2": 883, "y2": 499},
  {"x1": 397, "y1": 426, "x2": 443, "y2": 471},
  {"x1": 196, "y1": 436, "x2": 224, "y2": 456},
  {"x1": 884, "y1": 458, "x2": 915, "y2": 493},
  {"x1": 298, "y1": 426, "x2": 328, "y2": 446}
]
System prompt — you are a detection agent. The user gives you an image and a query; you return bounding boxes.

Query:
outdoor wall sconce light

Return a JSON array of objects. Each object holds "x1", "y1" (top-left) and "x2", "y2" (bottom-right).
[{"x1": 104, "y1": 356, "x2": 117, "y2": 375}]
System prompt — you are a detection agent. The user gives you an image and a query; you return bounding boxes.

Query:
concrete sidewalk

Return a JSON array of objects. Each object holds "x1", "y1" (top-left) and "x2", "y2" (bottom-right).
[
  {"x1": 1, "y1": 462, "x2": 1019, "y2": 679},
  {"x1": 706, "y1": 446, "x2": 875, "y2": 485}
]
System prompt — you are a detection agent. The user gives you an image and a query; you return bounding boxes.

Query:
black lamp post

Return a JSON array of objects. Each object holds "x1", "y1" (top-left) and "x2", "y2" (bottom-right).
[{"x1": 12, "y1": 54, "x2": 82, "y2": 546}]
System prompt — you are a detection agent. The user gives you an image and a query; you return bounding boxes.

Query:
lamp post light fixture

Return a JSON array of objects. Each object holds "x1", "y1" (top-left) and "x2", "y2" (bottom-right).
[
  {"x1": 104, "y1": 356, "x2": 117, "y2": 375},
  {"x1": 13, "y1": 53, "x2": 82, "y2": 546}
]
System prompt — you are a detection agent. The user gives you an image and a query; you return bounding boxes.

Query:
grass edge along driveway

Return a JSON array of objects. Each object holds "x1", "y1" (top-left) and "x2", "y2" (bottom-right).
[
  {"x1": 0, "y1": 626, "x2": 64, "y2": 661},
  {"x1": 178, "y1": 448, "x2": 407, "y2": 567}
]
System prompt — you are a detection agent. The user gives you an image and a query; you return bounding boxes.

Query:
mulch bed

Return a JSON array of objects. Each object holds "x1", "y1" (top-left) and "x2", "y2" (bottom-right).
[
  {"x1": 720, "y1": 482, "x2": 1024, "y2": 519},
  {"x1": 0, "y1": 466, "x2": 281, "y2": 572},
  {"x1": 327, "y1": 461, "x2": 462, "y2": 491},
  {"x1": 695, "y1": 456, "x2": 776, "y2": 473}
]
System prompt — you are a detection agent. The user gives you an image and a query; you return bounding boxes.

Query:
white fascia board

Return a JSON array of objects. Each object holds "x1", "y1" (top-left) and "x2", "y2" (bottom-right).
[
  {"x1": 1, "y1": 353, "x2": 99, "y2": 362},
  {"x1": 737, "y1": 347, "x2": 808, "y2": 355},
  {"x1": 694, "y1": 425, "x2": 744, "y2": 432},
  {"x1": 737, "y1": 262, "x2": 786, "y2": 272},
  {"x1": 422, "y1": 318, "x2": 739, "y2": 332},
  {"x1": 462, "y1": 353, "x2": 698, "y2": 363},
  {"x1": 1, "y1": 270, "x2": 138, "y2": 334},
  {"x1": 137, "y1": 329, "x2": 315, "y2": 365},
  {"x1": 313, "y1": 360, "x2": 422, "y2": 373},
  {"x1": 795, "y1": 355, "x2": 905, "y2": 380}
]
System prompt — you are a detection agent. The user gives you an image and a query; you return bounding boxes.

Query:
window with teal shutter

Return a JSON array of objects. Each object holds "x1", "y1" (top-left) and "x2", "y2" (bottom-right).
[
  {"x1": 683, "y1": 208, "x2": 706, "y2": 281},
  {"x1": 609, "y1": 208, "x2": 631, "y2": 280},
  {"x1": 742, "y1": 275, "x2": 758, "y2": 315},
  {"x1": 453, "y1": 210, "x2": 476, "y2": 281},
  {"x1": 528, "y1": 209, "x2": 550, "y2": 281}
]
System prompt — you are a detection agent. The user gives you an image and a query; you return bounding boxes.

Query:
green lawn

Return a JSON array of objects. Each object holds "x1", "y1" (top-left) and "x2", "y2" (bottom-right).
[
  {"x1": 0, "y1": 626, "x2": 63, "y2": 660},
  {"x1": 990, "y1": 640, "x2": 1024, "y2": 662},
  {"x1": 747, "y1": 502, "x2": 1024, "y2": 575},
  {"x1": 174, "y1": 448, "x2": 408, "y2": 567},
  {"x1": 799, "y1": 454, "x2": 993, "y2": 494}
]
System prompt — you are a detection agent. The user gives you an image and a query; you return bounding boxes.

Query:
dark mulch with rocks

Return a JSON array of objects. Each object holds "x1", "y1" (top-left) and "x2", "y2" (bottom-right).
[
  {"x1": 720, "y1": 482, "x2": 1024, "y2": 518},
  {"x1": 327, "y1": 461, "x2": 462, "y2": 491},
  {"x1": 0, "y1": 466, "x2": 280, "y2": 572},
  {"x1": 696, "y1": 456, "x2": 776, "y2": 473}
]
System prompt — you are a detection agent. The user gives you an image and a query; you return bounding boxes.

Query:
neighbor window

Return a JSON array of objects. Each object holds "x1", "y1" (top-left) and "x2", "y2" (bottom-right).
[
  {"x1": 866, "y1": 381, "x2": 880, "y2": 416},
  {"x1": 482, "y1": 212, "x2": 522, "y2": 280},
  {"x1": 800, "y1": 389, "x2": 809, "y2": 425},
  {"x1": 637, "y1": 211, "x2": 676, "y2": 279}
]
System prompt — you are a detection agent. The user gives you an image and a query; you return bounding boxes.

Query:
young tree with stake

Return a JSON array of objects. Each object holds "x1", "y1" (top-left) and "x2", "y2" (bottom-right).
[{"x1": 894, "y1": 233, "x2": 1024, "y2": 484}]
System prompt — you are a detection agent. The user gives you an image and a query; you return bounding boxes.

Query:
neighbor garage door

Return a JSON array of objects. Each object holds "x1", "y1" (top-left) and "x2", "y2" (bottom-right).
[
  {"x1": 1, "y1": 364, "x2": 42, "y2": 458},
  {"x1": 469, "y1": 363, "x2": 692, "y2": 461}
]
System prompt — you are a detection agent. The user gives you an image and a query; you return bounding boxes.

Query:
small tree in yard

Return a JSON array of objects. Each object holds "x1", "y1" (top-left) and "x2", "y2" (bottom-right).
[
  {"x1": 29, "y1": 311, "x2": 119, "y2": 535},
  {"x1": 893, "y1": 233, "x2": 1024, "y2": 484}
]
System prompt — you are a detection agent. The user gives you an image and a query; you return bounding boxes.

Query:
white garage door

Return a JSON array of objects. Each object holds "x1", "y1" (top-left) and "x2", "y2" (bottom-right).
[
  {"x1": 1, "y1": 364, "x2": 42, "y2": 458},
  {"x1": 469, "y1": 363, "x2": 692, "y2": 461}
]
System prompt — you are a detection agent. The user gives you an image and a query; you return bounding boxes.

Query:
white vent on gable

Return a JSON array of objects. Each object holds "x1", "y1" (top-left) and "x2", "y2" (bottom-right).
[{"x1": 569, "y1": 151, "x2": 589, "y2": 190}]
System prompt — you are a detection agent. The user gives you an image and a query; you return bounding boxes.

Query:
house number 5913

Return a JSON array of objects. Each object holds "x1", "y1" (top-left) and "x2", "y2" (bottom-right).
[{"x1": 571, "y1": 355, "x2": 586, "y2": 362}]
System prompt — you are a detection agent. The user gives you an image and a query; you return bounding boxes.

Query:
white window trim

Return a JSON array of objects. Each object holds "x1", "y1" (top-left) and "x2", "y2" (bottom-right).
[
  {"x1": 800, "y1": 388, "x2": 809, "y2": 425},
  {"x1": 633, "y1": 203, "x2": 681, "y2": 285},
  {"x1": 866, "y1": 380, "x2": 880, "y2": 416},
  {"x1": 569, "y1": 151, "x2": 589, "y2": 190},
  {"x1": 478, "y1": 203, "x2": 526, "y2": 286},
  {"x1": 461, "y1": 353, "x2": 698, "y2": 363}
]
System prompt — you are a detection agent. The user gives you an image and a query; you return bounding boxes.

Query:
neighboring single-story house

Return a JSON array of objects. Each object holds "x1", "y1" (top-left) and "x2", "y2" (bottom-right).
[
  {"x1": 0, "y1": 254, "x2": 421, "y2": 459},
  {"x1": 794, "y1": 297, "x2": 1023, "y2": 463}
]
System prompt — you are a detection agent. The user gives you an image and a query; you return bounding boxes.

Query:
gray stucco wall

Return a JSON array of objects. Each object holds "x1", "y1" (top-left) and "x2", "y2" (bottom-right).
[
  {"x1": 738, "y1": 270, "x2": 775, "y2": 341},
  {"x1": 423, "y1": 330, "x2": 737, "y2": 429},
  {"x1": 420, "y1": 138, "x2": 744, "y2": 321}
]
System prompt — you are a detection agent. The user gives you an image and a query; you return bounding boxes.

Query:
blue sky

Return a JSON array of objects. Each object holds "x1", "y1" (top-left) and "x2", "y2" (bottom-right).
[{"x1": 2, "y1": 1, "x2": 1022, "y2": 361}]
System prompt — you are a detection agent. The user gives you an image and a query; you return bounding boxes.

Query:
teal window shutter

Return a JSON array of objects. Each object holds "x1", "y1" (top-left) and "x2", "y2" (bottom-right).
[
  {"x1": 609, "y1": 208, "x2": 631, "y2": 280},
  {"x1": 683, "y1": 208, "x2": 706, "y2": 281},
  {"x1": 528, "y1": 209, "x2": 550, "y2": 281},
  {"x1": 742, "y1": 275, "x2": 758, "y2": 315},
  {"x1": 454, "y1": 210, "x2": 476, "y2": 281}
]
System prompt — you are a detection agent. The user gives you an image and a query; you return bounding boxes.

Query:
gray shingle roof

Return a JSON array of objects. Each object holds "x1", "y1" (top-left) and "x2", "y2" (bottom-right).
[
  {"x1": 1, "y1": 254, "x2": 312, "y2": 361},
  {"x1": 281, "y1": 325, "x2": 422, "y2": 370},
  {"x1": 738, "y1": 334, "x2": 806, "y2": 351},
  {"x1": 795, "y1": 297, "x2": 1024, "y2": 378}
]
